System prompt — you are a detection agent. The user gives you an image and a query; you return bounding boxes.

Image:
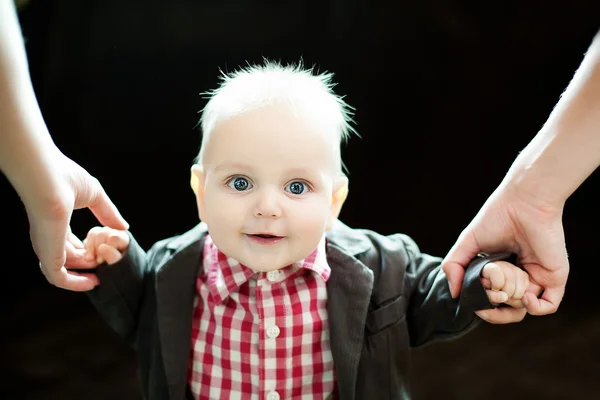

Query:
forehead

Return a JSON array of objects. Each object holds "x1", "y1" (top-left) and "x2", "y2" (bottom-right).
[{"x1": 203, "y1": 104, "x2": 340, "y2": 173}]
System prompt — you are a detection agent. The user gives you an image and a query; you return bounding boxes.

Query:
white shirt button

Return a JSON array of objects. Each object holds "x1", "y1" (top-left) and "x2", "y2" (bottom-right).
[
  {"x1": 266, "y1": 325, "x2": 280, "y2": 339},
  {"x1": 266, "y1": 391, "x2": 280, "y2": 400},
  {"x1": 266, "y1": 270, "x2": 281, "y2": 282}
]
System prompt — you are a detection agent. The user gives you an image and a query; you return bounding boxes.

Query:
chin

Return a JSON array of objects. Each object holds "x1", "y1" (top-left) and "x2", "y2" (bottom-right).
[
  {"x1": 244, "y1": 257, "x2": 288, "y2": 272},
  {"x1": 248, "y1": 262, "x2": 283, "y2": 272}
]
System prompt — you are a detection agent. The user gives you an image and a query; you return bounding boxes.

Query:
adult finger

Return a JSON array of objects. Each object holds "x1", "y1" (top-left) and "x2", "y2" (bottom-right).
[
  {"x1": 54, "y1": 267, "x2": 99, "y2": 291},
  {"x1": 522, "y1": 262, "x2": 568, "y2": 315},
  {"x1": 476, "y1": 307, "x2": 527, "y2": 324},
  {"x1": 29, "y1": 205, "x2": 71, "y2": 282},
  {"x1": 67, "y1": 228, "x2": 84, "y2": 249},
  {"x1": 523, "y1": 287, "x2": 564, "y2": 316}
]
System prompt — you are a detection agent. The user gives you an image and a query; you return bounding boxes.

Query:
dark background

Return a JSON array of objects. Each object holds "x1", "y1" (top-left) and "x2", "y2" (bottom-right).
[{"x1": 2, "y1": 1, "x2": 600, "y2": 399}]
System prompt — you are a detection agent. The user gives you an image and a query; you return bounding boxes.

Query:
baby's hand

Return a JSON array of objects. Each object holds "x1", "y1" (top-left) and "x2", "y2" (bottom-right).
[
  {"x1": 84, "y1": 227, "x2": 130, "y2": 265},
  {"x1": 480, "y1": 261, "x2": 530, "y2": 308},
  {"x1": 475, "y1": 261, "x2": 544, "y2": 324}
]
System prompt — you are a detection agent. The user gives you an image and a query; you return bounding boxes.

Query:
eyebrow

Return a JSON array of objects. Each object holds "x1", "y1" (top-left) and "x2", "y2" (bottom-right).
[
  {"x1": 213, "y1": 162, "x2": 317, "y2": 177},
  {"x1": 213, "y1": 162, "x2": 253, "y2": 172},
  {"x1": 282, "y1": 167, "x2": 316, "y2": 176}
]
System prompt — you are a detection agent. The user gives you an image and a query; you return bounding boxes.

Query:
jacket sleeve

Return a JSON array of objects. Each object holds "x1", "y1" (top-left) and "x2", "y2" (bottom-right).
[
  {"x1": 85, "y1": 232, "x2": 163, "y2": 343},
  {"x1": 399, "y1": 234, "x2": 509, "y2": 347}
]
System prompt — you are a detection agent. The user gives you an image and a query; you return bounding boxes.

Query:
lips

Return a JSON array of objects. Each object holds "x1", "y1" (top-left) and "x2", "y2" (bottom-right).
[{"x1": 246, "y1": 233, "x2": 285, "y2": 245}]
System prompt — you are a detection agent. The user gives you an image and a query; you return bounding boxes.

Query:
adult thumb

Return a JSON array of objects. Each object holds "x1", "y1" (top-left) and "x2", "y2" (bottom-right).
[
  {"x1": 75, "y1": 174, "x2": 129, "y2": 230},
  {"x1": 441, "y1": 230, "x2": 480, "y2": 298}
]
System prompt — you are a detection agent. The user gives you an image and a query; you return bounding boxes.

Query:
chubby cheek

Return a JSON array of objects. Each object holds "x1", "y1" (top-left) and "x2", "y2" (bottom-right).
[
  {"x1": 203, "y1": 192, "x2": 244, "y2": 229},
  {"x1": 289, "y1": 202, "x2": 330, "y2": 247}
]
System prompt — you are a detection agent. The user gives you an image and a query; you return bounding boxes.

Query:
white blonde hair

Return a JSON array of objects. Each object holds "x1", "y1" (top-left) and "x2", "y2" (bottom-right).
[{"x1": 195, "y1": 60, "x2": 357, "y2": 170}]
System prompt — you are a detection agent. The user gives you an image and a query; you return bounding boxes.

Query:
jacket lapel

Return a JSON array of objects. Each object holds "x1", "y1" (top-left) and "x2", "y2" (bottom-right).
[
  {"x1": 154, "y1": 220, "x2": 373, "y2": 400},
  {"x1": 156, "y1": 224, "x2": 208, "y2": 399},
  {"x1": 326, "y1": 222, "x2": 374, "y2": 400}
]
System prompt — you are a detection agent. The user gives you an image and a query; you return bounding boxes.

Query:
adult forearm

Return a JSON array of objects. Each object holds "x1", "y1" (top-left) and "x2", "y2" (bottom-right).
[
  {"x1": 0, "y1": 0, "x2": 61, "y2": 206},
  {"x1": 505, "y1": 31, "x2": 600, "y2": 208}
]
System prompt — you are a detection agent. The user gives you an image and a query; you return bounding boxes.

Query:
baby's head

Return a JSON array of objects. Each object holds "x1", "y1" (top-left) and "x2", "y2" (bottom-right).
[{"x1": 190, "y1": 61, "x2": 356, "y2": 272}]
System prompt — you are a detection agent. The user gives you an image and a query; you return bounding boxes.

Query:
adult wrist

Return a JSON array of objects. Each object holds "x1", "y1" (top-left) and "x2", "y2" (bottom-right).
[
  {"x1": 501, "y1": 159, "x2": 568, "y2": 214},
  {"x1": 5, "y1": 141, "x2": 66, "y2": 210}
]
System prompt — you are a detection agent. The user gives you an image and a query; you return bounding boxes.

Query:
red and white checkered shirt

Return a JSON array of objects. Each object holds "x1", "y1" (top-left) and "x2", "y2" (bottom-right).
[{"x1": 188, "y1": 234, "x2": 336, "y2": 400}]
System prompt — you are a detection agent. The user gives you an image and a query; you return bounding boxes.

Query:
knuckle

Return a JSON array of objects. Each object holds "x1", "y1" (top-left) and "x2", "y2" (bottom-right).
[
  {"x1": 87, "y1": 227, "x2": 103, "y2": 239},
  {"x1": 89, "y1": 226, "x2": 103, "y2": 234},
  {"x1": 486, "y1": 262, "x2": 498, "y2": 271},
  {"x1": 441, "y1": 263, "x2": 449, "y2": 273},
  {"x1": 89, "y1": 176, "x2": 101, "y2": 189},
  {"x1": 547, "y1": 304, "x2": 559, "y2": 314},
  {"x1": 506, "y1": 267, "x2": 515, "y2": 280},
  {"x1": 519, "y1": 269, "x2": 529, "y2": 280},
  {"x1": 107, "y1": 232, "x2": 121, "y2": 244}
]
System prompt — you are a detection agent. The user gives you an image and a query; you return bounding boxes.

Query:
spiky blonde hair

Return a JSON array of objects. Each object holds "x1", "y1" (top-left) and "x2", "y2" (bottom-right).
[{"x1": 195, "y1": 60, "x2": 357, "y2": 171}]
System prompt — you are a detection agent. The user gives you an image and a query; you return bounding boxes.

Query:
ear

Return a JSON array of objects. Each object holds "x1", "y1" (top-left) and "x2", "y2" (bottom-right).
[
  {"x1": 326, "y1": 176, "x2": 349, "y2": 230},
  {"x1": 190, "y1": 164, "x2": 207, "y2": 221}
]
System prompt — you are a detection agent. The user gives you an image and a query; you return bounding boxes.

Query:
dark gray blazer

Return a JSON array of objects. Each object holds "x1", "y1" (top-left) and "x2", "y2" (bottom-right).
[{"x1": 87, "y1": 220, "x2": 499, "y2": 400}]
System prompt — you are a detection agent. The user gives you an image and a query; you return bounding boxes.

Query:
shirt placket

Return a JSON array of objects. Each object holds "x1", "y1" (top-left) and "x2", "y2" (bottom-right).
[{"x1": 256, "y1": 270, "x2": 285, "y2": 400}]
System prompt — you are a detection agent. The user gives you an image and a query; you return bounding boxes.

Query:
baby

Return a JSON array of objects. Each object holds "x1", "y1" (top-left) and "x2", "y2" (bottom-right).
[{"x1": 82, "y1": 62, "x2": 538, "y2": 400}]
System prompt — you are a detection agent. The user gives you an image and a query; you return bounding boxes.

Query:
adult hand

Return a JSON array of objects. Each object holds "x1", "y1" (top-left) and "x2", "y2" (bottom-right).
[
  {"x1": 26, "y1": 150, "x2": 129, "y2": 292},
  {"x1": 0, "y1": 0, "x2": 128, "y2": 292},
  {"x1": 442, "y1": 182, "x2": 569, "y2": 317}
]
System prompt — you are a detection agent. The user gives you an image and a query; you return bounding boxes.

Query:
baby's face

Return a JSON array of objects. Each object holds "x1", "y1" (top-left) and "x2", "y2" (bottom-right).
[{"x1": 195, "y1": 104, "x2": 344, "y2": 272}]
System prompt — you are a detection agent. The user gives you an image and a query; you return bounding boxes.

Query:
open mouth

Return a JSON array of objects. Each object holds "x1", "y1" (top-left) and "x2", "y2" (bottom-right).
[{"x1": 246, "y1": 233, "x2": 285, "y2": 245}]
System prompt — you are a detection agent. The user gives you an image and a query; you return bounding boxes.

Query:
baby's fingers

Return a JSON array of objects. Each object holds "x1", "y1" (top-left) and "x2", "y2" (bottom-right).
[
  {"x1": 505, "y1": 298, "x2": 525, "y2": 309},
  {"x1": 97, "y1": 243, "x2": 124, "y2": 265},
  {"x1": 106, "y1": 230, "x2": 130, "y2": 251},
  {"x1": 65, "y1": 238, "x2": 98, "y2": 269},
  {"x1": 486, "y1": 289, "x2": 508, "y2": 304},
  {"x1": 481, "y1": 262, "x2": 505, "y2": 291},
  {"x1": 84, "y1": 227, "x2": 107, "y2": 262},
  {"x1": 512, "y1": 269, "x2": 530, "y2": 301}
]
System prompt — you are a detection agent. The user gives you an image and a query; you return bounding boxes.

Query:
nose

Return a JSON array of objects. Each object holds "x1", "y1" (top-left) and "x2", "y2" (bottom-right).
[{"x1": 254, "y1": 187, "x2": 282, "y2": 218}]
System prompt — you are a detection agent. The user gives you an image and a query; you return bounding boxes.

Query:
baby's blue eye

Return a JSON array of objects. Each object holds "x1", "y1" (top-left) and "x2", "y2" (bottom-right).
[
  {"x1": 228, "y1": 177, "x2": 252, "y2": 191},
  {"x1": 286, "y1": 181, "x2": 306, "y2": 195}
]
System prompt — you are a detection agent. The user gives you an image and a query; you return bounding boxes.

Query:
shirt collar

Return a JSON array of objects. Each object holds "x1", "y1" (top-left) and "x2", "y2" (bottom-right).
[{"x1": 201, "y1": 234, "x2": 331, "y2": 304}]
